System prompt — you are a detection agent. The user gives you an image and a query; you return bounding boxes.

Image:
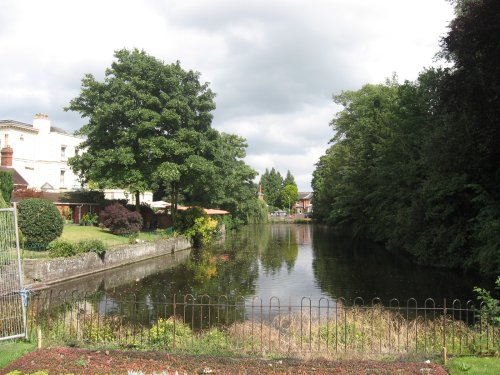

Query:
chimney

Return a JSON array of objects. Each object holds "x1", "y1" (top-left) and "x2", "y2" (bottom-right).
[
  {"x1": 1, "y1": 145, "x2": 13, "y2": 167},
  {"x1": 33, "y1": 113, "x2": 51, "y2": 134}
]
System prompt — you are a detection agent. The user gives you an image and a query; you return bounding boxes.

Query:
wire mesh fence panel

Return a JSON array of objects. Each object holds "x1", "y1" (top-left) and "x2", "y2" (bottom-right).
[{"x1": 0, "y1": 205, "x2": 27, "y2": 341}]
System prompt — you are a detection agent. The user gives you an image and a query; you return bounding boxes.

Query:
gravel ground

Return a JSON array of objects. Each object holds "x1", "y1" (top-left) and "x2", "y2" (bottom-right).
[{"x1": 1, "y1": 347, "x2": 449, "y2": 374}]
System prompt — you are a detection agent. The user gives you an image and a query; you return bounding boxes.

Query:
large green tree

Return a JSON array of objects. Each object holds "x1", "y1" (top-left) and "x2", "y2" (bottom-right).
[
  {"x1": 259, "y1": 168, "x2": 283, "y2": 209},
  {"x1": 67, "y1": 49, "x2": 216, "y2": 211},
  {"x1": 68, "y1": 48, "x2": 265, "y2": 225},
  {"x1": 313, "y1": 0, "x2": 500, "y2": 275}
]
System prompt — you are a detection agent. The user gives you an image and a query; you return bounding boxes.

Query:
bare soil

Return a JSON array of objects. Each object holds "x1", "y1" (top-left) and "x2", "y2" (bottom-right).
[{"x1": 1, "y1": 347, "x2": 449, "y2": 374}]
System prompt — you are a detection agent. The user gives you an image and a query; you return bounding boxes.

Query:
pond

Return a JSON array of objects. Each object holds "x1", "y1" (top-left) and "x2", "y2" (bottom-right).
[{"x1": 46, "y1": 223, "x2": 486, "y2": 305}]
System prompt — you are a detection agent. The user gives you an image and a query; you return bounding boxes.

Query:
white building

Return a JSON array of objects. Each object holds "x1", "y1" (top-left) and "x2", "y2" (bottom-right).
[
  {"x1": 0, "y1": 114, "x2": 152, "y2": 204},
  {"x1": 0, "y1": 114, "x2": 82, "y2": 192}
]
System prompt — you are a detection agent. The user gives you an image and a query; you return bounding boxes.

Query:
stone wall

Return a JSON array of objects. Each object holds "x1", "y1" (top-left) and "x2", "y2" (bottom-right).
[{"x1": 24, "y1": 236, "x2": 191, "y2": 286}]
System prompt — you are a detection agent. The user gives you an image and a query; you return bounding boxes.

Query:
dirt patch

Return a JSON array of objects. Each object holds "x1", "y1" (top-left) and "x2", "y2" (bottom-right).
[{"x1": 1, "y1": 347, "x2": 449, "y2": 374}]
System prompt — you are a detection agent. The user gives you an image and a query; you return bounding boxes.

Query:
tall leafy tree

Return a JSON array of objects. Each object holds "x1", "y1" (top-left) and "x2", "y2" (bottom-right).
[
  {"x1": 67, "y1": 49, "x2": 216, "y2": 211},
  {"x1": 283, "y1": 170, "x2": 296, "y2": 187},
  {"x1": 280, "y1": 184, "x2": 298, "y2": 212},
  {"x1": 313, "y1": 0, "x2": 500, "y2": 275},
  {"x1": 259, "y1": 168, "x2": 283, "y2": 208}
]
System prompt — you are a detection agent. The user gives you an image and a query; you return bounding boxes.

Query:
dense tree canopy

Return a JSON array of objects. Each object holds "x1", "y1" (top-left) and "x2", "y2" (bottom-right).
[
  {"x1": 68, "y1": 49, "x2": 263, "y2": 224},
  {"x1": 313, "y1": 0, "x2": 500, "y2": 275},
  {"x1": 259, "y1": 168, "x2": 298, "y2": 210}
]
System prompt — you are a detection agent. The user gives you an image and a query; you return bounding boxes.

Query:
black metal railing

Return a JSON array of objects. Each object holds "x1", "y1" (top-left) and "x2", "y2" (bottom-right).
[{"x1": 27, "y1": 290, "x2": 499, "y2": 359}]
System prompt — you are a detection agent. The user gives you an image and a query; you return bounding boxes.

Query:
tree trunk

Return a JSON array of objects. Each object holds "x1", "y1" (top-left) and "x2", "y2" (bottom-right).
[
  {"x1": 170, "y1": 182, "x2": 177, "y2": 227},
  {"x1": 135, "y1": 191, "x2": 141, "y2": 212}
]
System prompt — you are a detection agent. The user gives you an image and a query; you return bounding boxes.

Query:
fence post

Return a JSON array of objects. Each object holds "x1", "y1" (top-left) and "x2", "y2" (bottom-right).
[
  {"x1": 173, "y1": 294, "x2": 176, "y2": 350},
  {"x1": 443, "y1": 298, "x2": 447, "y2": 351}
]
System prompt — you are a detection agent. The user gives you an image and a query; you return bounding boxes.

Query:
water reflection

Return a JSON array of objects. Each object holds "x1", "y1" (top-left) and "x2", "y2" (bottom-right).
[
  {"x1": 311, "y1": 226, "x2": 484, "y2": 304},
  {"x1": 44, "y1": 224, "x2": 484, "y2": 315}
]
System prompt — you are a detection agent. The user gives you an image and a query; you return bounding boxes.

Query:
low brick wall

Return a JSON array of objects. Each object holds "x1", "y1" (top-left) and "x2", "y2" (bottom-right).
[{"x1": 24, "y1": 236, "x2": 191, "y2": 286}]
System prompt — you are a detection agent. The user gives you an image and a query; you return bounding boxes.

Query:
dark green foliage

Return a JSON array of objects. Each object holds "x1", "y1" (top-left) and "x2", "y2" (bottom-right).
[
  {"x1": 67, "y1": 49, "x2": 261, "y2": 222},
  {"x1": 126, "y1": 204, "x2": 156, "y2": 230},
  {"x1": 17, "y1": 198, "x2": 64, "y2": 250},
  {"x1": 76, "y1": 239, "x2": 107, "y2": 258},
  {"x1": 240, "y1": 199, "x2": 269, "y2": 225},
  {"x1": 259, "y1": 168, "x2": 283, "y2": 208},
  {"x1": 474, "y1": 276, "x2": 500, "y2": 325},
  {"x1": 259, "y1": 169, "x2": 298, "y2": 210},
  {"x1": 175, "y1": 206, "x2": 207, "y2": 233},
  {"x1": 48, "y1": 239, "x2": 107, "y2": 258},
  {"x1": 99, "y1": 203, "x2": 142, "y2": 236},
  {"x1": 216, "y1": 214, "x2": 235, "y2": 231},
  {"x1": 0, "y1": 191, "x2": 8, "y2": 208},
  {"x1": 313, "y1": 1, "x2": 500, "y2": 275},
  {"x1": 80, "y1": 213, "x2": 98, "y2": 226},
  {"x1": 48, "y1": 240, "x2": 77, "y2": 258},
  {"x1": 0, "y1": 170, "x2": 13, "y2": 203}
]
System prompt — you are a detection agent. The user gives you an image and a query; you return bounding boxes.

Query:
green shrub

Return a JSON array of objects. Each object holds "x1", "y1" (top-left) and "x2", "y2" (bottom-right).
[
  {"x1": 80, "y1": 212, "x2": 98, "y2": 226},
  {"x1": 149, "y1": 317, "x2": 192, "y2": 348},
  {"x1": 175, "y1": 206, "x2": 206, "y2": 232},
  {"x1": 0, "y1": 192, "x2": 8, "y2": 208},
  {"x1": 76, "y1": 239, "x2": 107, "y2": 258},
  {"x1": 47, "y1": 240, "x2": 77, "y2": 258},
  {"x1": 99, "y1": 203, "x2": 142, "y2": 235},
  {"x1": 185, "y1": 216, "x2": 219, "y2": 247},
  {"x1": 17, "y1": 198, "x2": 64, "y2": 250},
  {"x1": 47, "y1": 239, "x2": 107, "y2": 258},
  {"x1": 474, "y1": 276, "x2": 500, "y2": 325},
  {"x1": 0, "y1": 170, "x2": 13, "y2": 203}
]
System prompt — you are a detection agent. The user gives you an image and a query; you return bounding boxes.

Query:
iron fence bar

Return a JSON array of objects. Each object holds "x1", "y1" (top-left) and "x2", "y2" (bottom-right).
[{"x1": 443, "y1": 298, "x2": 447, "y2": 353}]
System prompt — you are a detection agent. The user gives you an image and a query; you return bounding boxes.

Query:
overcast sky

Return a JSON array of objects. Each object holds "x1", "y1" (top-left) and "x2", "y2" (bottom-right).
[{"x1": 0, "y1": 0, "x2": 454, "y2": 191}]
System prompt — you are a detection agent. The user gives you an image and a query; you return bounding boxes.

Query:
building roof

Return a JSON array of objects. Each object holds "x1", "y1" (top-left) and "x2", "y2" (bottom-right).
[
  {"x1": 0, "y1": 120, "x2": 38, "y2": 133},
  {"x1": 0, "y1": 166, "x2": 29, "y2": 187},
  {"x1": 0, "y1": 119, "x2": 80, "y2": 137},
  {"x1": 298, "y1": 192, "x2": 313, "y2": 200},
  {"x1": 176, "y1": 205, "x2": 230, "y2": 215}
]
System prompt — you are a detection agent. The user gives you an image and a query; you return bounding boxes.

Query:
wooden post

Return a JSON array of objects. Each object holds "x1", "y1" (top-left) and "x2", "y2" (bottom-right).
[
  {"x1": 37, "y1": 326, "x2": 42, "y2": 349},
  {"x1": 442, "y1": 346, "x2": 448, "y2": 365}
]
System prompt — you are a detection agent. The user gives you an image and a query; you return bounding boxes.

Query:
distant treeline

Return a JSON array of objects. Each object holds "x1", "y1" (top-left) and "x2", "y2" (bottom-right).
[{"x1": 312, "y1": 0, "x2": 500, "y2": 275}]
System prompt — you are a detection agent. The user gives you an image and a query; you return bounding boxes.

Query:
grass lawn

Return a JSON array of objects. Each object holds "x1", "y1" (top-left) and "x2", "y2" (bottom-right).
[
  {"x1": 448, "y1": 357, "x2": 500, "y2": 375},
  {"x1": 0, "y1": 340, "x2": 37, "y2": 369},
  {"x1": 21, "y1": 225, "x2": 175, "y2": 259}
]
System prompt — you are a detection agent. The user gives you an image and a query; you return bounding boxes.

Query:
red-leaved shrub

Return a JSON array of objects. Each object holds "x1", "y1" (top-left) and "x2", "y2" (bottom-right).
[{"x1": 99, "y1": 203, "x2": 143, "y2": 236}]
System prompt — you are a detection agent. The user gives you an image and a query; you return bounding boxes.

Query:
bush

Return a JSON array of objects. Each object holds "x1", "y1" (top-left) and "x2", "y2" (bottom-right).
[
  {"x1": 175, "y1": 206, "x2": 207, "y2": 232},
  {"x1": 77, "y1": 239, "x2": 107, "y2": 258},
  {"x1": 99, "y1": 203, "x2": 142, "y2": 235},
  {"x1": 185, "y1": 216, "x2": 219, "y2": 247},
  {"x1": 17, "y1": 198, "x2": 64, "y2": 250},
  {"x1": 149, "y1": 317, "x2": 192, "y2": 348},
  {"x1": 80, "y1": 212, "x2": 98, "y2": 226},
  {"x1": 47, "y1": 240, "x2": 77, "y2": 258},
  {"x1": 126, "y1": 204, "x2": 156, "y2": 230},
  {"x1": 0, "y1": 170, "x2": 13, "y2": 203},
  {"x1": 0, "y1": 192, "x2": 8, "y2": 208},
  {"x1": 47, "y1": 239, "x2": 107, "y2": 258}
]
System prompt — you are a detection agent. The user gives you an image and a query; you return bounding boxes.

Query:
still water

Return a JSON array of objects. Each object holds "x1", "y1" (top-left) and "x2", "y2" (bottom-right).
[{"x1": 49, "y1": 224, "x2": 485, "y2": 305}]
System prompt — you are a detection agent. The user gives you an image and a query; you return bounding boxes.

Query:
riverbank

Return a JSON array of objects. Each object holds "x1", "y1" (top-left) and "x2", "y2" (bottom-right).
[{"x1": 23, "y1": 235, "x2": 191, "y2": 289}]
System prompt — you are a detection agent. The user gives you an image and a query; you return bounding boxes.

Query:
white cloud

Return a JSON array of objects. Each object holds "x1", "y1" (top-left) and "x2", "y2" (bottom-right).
[{"x1": 0, "y1": 0, "x2": 454, "y2": 190}]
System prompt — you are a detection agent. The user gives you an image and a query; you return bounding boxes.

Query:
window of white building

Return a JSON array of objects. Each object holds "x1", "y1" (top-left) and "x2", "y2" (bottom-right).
[
  {"x1": 61, "y1": 145, "x2": 67, "y2": 160},
  {"x1": 60, "y1": 170, "x2": 66, "y2": 188}
]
